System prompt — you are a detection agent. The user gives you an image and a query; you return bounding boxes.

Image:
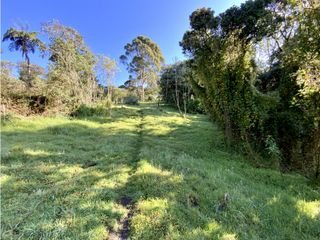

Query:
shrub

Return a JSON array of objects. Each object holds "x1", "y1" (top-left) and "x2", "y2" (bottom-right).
[
  {"x1": 124, "y1": 94, "x2": 139, "y2": 105},
  {"x1": 70, "y1": 100, "x2": 111, "y2": 117},
  {"x1": 0, "y1": 113, "x2": 14, "y2": 126},
  {"x1": 29, "y1": 95, "x2": 48, "y2": 113},
  {"x1": 186, "y1": 99, "x2": 205, "y2": 113}
]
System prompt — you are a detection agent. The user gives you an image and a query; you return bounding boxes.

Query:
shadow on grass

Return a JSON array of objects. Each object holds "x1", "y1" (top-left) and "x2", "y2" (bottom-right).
[{"x1": 1, "y1": 106, "x2": 319, "y2": 239}]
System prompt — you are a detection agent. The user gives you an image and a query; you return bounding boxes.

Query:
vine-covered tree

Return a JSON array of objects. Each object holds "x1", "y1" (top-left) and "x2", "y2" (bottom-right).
[
  {"x1": 180, "y1": 0, "x2": 320, "y2": 177},
  {"x1": 120, "y1": 36, "x2": 164, "y2": 101},
  {"x1": 42, "y1": 20, "x2": 98, "y2": 109}
]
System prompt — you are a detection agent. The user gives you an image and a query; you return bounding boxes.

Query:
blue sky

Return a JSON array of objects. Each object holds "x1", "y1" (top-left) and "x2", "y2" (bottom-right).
[{"x1": 1, "y1": 0, "x2": 246, "y2": 86}]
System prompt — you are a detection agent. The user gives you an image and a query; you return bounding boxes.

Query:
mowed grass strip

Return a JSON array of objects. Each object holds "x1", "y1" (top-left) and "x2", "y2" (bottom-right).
[{"x1": 1, "y1": 103, "x2": 320, "y2": 240}]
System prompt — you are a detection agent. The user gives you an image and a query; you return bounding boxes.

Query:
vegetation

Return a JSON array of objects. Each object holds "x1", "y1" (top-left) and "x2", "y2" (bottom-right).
[
  {"x1": 1, "y1": 104, "x2": 319, "y2": 239},
  {"x1": 43, "y1": 20, "x2": 99, "y2": 111},
  {"x1": 1, "y1": 24, "x2": 153, "y2": 115},
  {"x1": 1, "y1": 0, "x2": 320, "y2": 239},
  {"x1": 120, "y1": 36, "x2": 165, "y2": 101},
  {"x1": 159, "y1": 61, "x2": 204, "y2": 114},
  {"x1": 18, "y1": 62, "x2": 45, "y2": 88},
  {"x1": 1, "y1": 28, "x2": 48, "y2": 114},
  {"x1": 96, "y1": 55, "x2": 118, "y2": 101},
  {"x1": 2, "y1": 27, "x2": 45, "y2": 75},
  {"x1": 180, "y1": 0, "x2": 320, "y2": 177}
]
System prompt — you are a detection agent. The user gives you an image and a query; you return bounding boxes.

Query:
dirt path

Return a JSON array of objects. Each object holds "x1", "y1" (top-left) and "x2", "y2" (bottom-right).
[{"x1": 108, "y1": 108, "x2": 145, "y2": 240}]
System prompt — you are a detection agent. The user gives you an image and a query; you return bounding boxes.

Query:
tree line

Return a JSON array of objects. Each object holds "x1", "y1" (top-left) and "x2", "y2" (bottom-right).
[
  {"x1": 1, "y1": 21, "x2": 164, "y2": 114},
  {"x1": 176, "y1": 0, "x2": 319, "y2": 177}
]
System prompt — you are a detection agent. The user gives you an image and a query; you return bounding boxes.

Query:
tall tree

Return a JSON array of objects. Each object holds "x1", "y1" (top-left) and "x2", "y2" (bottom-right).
[
  {"x1": 42, "y1": 20, "x2": 97, "y2": 109},
  {"x1": 96, "y1": 55, "x2": 118, "y2": 100},
  {"x1": 120, "y1": 36, "x2": 164, "y2": 101},
  {"x1": 2, "y1": 28, "x2": 44, "y2": 74},
  {"x1": 121, "y1": 75, "x2": 138, "y2": 93},
  {"x1": 180, "y1": 0, "x2": 320, "y2": 176}
]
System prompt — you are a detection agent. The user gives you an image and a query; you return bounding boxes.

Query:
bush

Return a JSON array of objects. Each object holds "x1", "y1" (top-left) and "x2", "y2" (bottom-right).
[
  {"x1": 186, "y1": 99, "x2": 205, "y2": 113},
  {"x1": 99, "y1": 98, "x2": 112, "y2": 109},
  {"x1": 1, "y1": 112, "x2": 14, "y2": 126},
  {"x1": 70, "y1": 100, "x2": 111, "y2": 117},
  {"x1": 29, "y1": 95, "x2": 48, "y2": 113},
  {"x1": 124, "y1": 94, "x2": 139, "y2": 105}
]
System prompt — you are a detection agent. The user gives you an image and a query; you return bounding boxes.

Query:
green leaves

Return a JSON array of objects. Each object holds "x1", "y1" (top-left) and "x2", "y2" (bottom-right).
[
  {"x1": 181, "y1": 0, "x2": 320, "y2": 176},
  {"x1": 189, "y1": 8, "x2": 218, "y2": 31},
  {"x1": 43, "y1": 21, "x2": 98, "y2": 109},
  {"x1": 121, "y1": 36, "x2": 164, "y2": 101},
  {"x1": 2, "y1": 28, "x2": 45, "y2": 64}
]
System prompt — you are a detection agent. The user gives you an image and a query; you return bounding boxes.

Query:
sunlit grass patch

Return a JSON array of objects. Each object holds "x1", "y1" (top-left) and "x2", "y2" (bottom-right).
[
  {"x1": 296, "y1": 200, "x2": 320, "y2": 219},
  {"x1": 131, "y1": 198, "x2": 171, "y2": 239},
  {"x1": 1, "y1": 103, "x2": 319, "y2": 239}
]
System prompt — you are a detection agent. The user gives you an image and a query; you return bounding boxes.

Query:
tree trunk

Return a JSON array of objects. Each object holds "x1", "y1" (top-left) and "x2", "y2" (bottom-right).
[
  {"x1": 25, "y1": 54, "x2": 32, "y2": 88},
  {"x1": 165, "y1": 78, "x2": 169, "y2": 102},
  {"x1": 107, "y1": 85, "x2": 111, "y2": 101},
  {"x1": 26, "y1": 55, "x2": 31, "y2": 74},
  {"x1": 141, "y1": 84, "x2": 145, "y2": 102},
  {"x1": 314, "y1": 128, "x2": 320, "y2": 179},
  {"x1": 107, "y1": 77, "x2": 113, "y2": 101},
  {"x1": 175, "y1": 75, "x2": 184, "y2": 118}
]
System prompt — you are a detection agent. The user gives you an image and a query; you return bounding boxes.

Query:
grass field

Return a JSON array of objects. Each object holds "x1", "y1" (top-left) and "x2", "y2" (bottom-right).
[{"x1": 1, "y1": 103, "x2": 319, "y2": 239}]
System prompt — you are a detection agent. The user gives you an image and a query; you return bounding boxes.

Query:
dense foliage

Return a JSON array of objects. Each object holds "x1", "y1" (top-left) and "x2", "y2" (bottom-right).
[
  {"x1": 2, "y1": 28, "x2": 45, "y2": 72},
  {"x1": 120, "y1": 36, "x2": 164, "y2": 101},
  {"x1": 1, "y1": 24, "x2": 160, "y2": 115},
  {"x1": 159, "y1": 61, "x2": 204, "y2": 114},
  {"x1": 42, "y1": 21, "x2": 99, "y2": 110},
  {"x1": 180, "y1": 0, "x2": 320, "y2": 177}
]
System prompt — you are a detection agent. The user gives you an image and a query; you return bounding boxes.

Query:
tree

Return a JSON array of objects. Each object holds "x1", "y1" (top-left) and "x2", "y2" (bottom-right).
[
  {"x1": 111, "y1": 87, "x2": 128, "y2": 104},
  {"x1": 121, "y1": 75, "x2": 138, "y2": 93},
  {"x1": 180, "y1": 0, "x2": 320, "y2": 177},
  {"x1": 18, "y1": 62, "x2": 45, "y2": 88},
  {"x1": 159, "y1": 61, "x2": 195, "y2": 115},
  {"x1": 276, "y1": 0, "x2": 320, "y2": 176},
  {"x1": 2, "y1": 28, "x2": 45, "y2": 74},
  {"x1": 120, "y1": 36, "x2": 164, "y2": 101},
  {"x1": 0, "y1": 60, "x2": 31, "y2": 110},
  {"x1": 0, "y1": 61, "x2": 18, "y2": 99},
  {"x1": 42, "y1": 20, "x2": 97, "y2": 109},
  {"x1": 96, "y1": 55, "x2": 118, "y2": 100},
  {"x1": 0, "y1": 60, "x2": 15, "y2": 82}
]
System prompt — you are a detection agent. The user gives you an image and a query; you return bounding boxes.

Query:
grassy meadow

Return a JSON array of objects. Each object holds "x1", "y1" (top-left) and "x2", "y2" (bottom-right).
[{"x1": 1, "y1": 103, "x2": 319, "y2": 239}]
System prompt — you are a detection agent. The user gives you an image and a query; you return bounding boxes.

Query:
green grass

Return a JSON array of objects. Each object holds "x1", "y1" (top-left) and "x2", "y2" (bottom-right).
[{"x1": 1, "y1": 103, "x2": 319, "y2": 239}]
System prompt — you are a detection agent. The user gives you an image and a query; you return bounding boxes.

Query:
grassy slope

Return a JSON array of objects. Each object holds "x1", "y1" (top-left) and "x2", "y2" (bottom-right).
[{"x1": 1, "y1": 103, "x2": 319, "y2": 240}]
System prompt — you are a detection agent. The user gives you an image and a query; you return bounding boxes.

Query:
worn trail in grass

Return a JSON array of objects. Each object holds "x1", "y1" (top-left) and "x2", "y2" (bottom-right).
[
  {"x1": 109, "y1": 109, "x2": 144, "y2": 240},
  {"x1": 1, "y1": 103, "x2": 320, "y2": 240}
]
